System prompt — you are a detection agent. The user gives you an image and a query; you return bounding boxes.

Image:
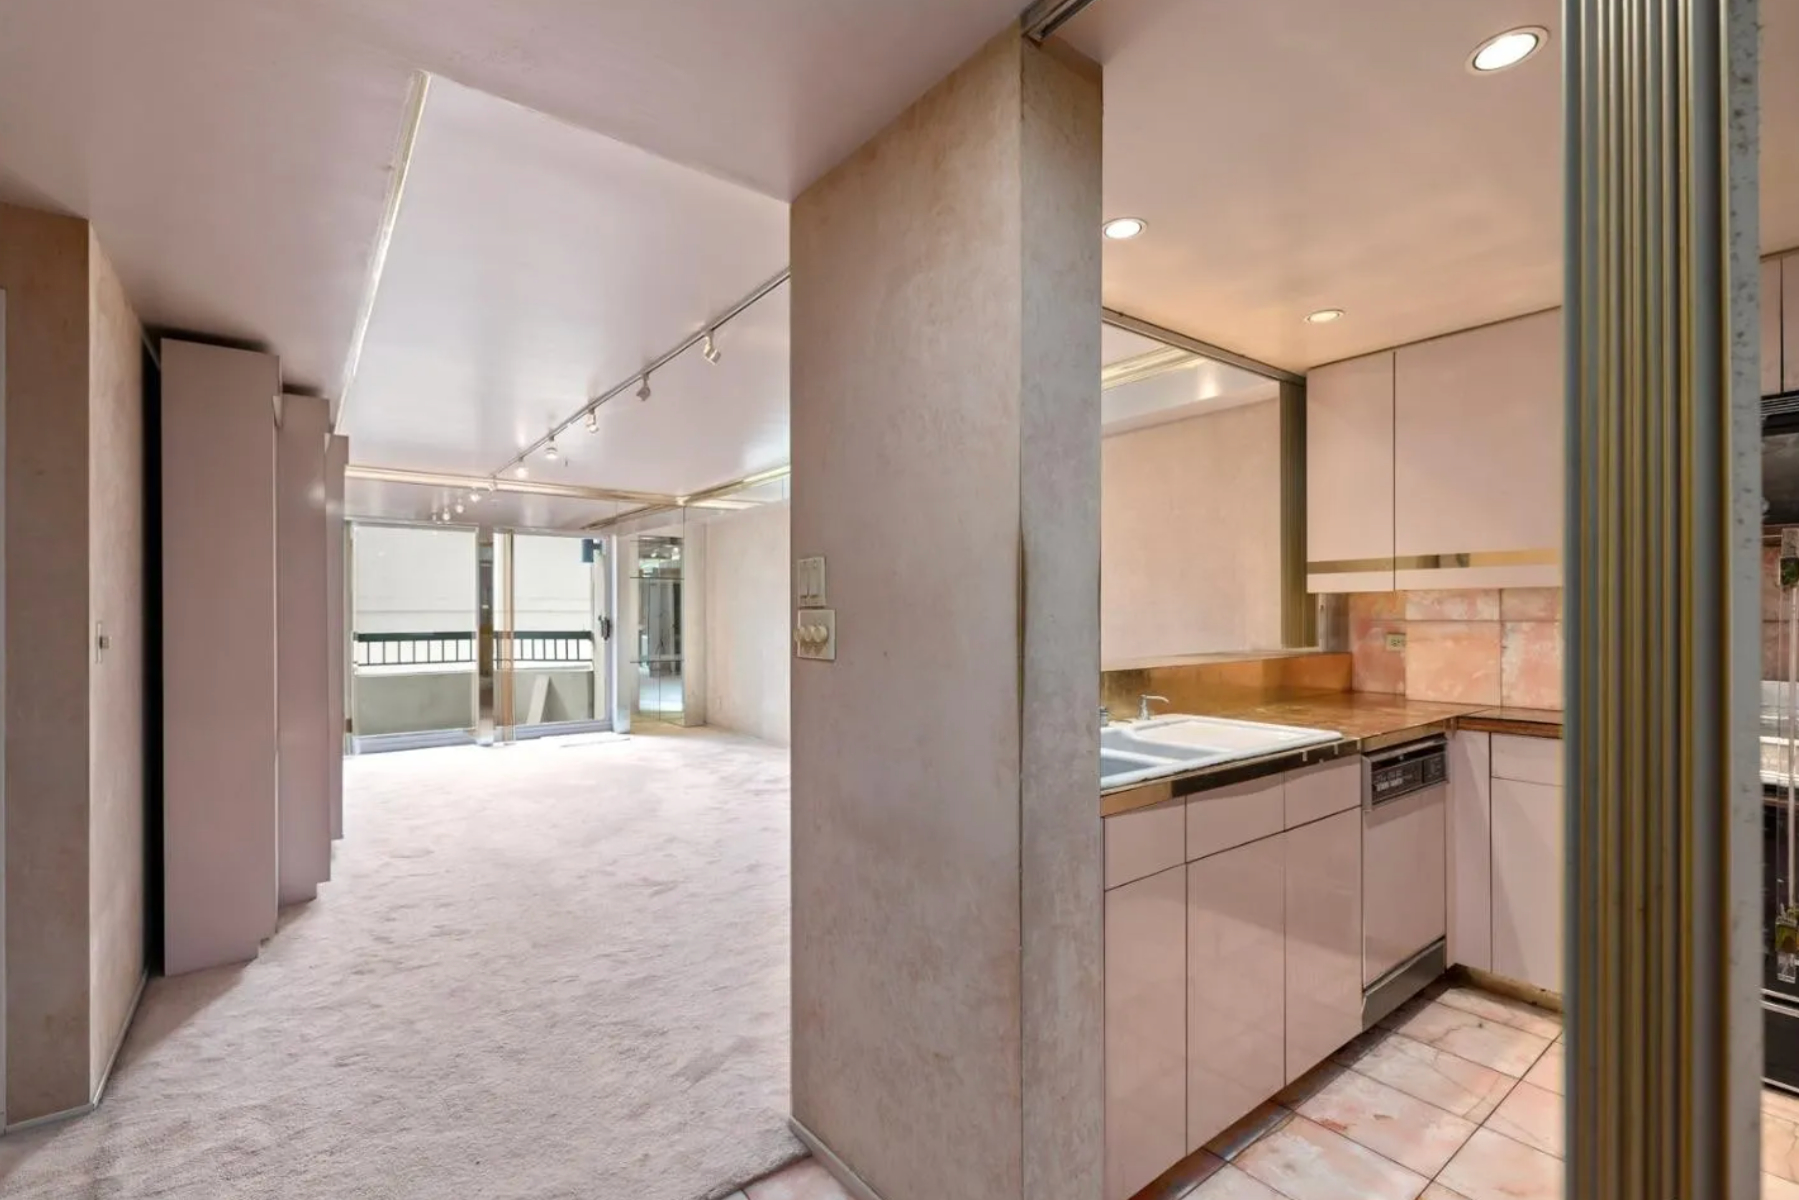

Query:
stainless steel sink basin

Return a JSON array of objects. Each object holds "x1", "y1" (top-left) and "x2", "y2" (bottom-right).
[
  {"x1": 1099, "y1": 714, "x2": 1340, "y2": 788},
  {"x1": 1109, "y1": 714, "x2": 1341, "y2": 758}
]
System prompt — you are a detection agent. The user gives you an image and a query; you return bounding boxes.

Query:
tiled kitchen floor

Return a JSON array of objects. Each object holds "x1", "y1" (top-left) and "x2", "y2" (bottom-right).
[{"x1": 735, "y1": 981, "x2": 1799, "y2": 1200}]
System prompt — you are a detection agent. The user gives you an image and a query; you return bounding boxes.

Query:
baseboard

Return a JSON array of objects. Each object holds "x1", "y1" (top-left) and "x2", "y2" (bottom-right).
[
  {"x1": 4, "y1": 1099, "x2": 96, "y2": 1134},
  {"x1": 2, "y1": 970, "x2": 148, "y2": 1136},
  {"x1": 1451, "y1": 963, "x2": 1564, "y2": 1014},
  {"x1": 788, "y1": 1118, "x2": 887, "y2": 1200},
  {"x1": 92, "y1": 970, "x2": 150, "y2": 1105}
]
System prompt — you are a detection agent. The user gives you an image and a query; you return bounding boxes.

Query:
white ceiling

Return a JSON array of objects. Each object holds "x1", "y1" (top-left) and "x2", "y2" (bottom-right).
[
  {"x1": 341, "y1": 77, "x2": 790, "y2": 493},
  {"x1": 0, "y1": 0, "x2": 414, "y2": 394},
  {"x1": 1063, "y1": 0, "x2": 1799, "y2": 370},
  {"x1": 0, "y1": 0, "x2": 1021, "y2": 397}
]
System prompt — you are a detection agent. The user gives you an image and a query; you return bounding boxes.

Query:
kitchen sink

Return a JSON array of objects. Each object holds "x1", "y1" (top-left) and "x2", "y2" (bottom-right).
[{"x1": 1099, "y1": 715, "x2": 1341, "y2": 788}]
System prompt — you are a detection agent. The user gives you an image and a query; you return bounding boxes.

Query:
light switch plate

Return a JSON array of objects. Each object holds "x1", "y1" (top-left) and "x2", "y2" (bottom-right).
[
  {"x1": 794, "y1": 608, "x2": 836, "y2": 661},
  {"x1": 797, "y1": 556, "x2": 827, "y2": 608}
]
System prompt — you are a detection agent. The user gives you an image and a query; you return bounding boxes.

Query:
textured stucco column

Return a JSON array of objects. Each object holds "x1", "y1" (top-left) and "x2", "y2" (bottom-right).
[
  {"x1": 276, "y1": 394, "x2": 332, "y2": 904},
  {"x1": 790, "y1": 28, "x2": 1102, "y2": 1200},
  {"x1": 1564, "y1": 1, "x2": 1761, "y2": 1195}
]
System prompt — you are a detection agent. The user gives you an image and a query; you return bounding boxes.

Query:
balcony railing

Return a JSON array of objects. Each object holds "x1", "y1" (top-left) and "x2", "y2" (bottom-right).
[{"x1": 353, "y1": 630, "x2": 595, "y2": 669}]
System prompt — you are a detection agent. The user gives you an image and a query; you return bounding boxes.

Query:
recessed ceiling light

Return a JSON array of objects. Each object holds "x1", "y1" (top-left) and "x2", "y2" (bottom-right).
[
  {"x1": 1305, "y1": 308, "x2": 1345, "y2": 324},
  {"x1": 1469, "y1": 26, "x2": 1546, "y2": 73},
  {"x1": 1103, "y1": 217, "x2": 1147, "y2": 240}
]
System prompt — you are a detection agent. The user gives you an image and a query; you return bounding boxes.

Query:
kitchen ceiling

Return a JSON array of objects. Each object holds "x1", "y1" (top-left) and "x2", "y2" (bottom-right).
[{"x1": 1062, "y1": 0, "x2": 1799, "y2": 370}]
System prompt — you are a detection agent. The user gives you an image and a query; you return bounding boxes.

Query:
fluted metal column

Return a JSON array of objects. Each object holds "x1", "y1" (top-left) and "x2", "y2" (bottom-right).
[{"x1": 1565, "y1": 1, "x2": 1761, "y2": 1196}]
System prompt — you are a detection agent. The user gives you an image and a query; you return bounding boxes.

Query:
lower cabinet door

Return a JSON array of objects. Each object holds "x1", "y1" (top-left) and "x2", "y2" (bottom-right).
[
  {"x1": 1284, "y1": 809, "x2": 1364, "y2": 1082},
  {"x1": 1188, "y1": 835, "x2": 1285, "y2": 1151},
  {"x1": 1492, "y1": 778, "x2": 1565, "y2": 994},
  {"x1": 1105, "y1": 866, "x2": 1188, "y2": 1200}
]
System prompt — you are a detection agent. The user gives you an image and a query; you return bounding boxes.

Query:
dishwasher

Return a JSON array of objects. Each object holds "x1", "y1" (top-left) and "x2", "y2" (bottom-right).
[{"x1": 1361, "y1": 735, "x2": 1449, "y2": 1027}]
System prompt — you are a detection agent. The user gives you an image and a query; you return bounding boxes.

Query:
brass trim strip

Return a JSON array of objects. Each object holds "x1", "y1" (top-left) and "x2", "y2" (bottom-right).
[{"x1": 1305, "y1": 548, "x2": 1561, "y2": 574}]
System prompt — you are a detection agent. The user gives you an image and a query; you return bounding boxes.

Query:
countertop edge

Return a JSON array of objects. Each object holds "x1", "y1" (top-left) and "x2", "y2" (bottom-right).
[{"x1": 1101, "y1": 711, "x2": 1562, "y2": 818}]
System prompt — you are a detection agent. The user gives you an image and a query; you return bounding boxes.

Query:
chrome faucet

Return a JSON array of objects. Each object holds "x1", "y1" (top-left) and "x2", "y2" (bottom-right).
[{"x1": 1138, "y1": 694, "x2": 1170, "y2": 721}]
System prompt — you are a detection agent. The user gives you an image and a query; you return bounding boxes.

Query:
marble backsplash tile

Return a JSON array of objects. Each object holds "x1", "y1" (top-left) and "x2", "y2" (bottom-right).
[
  {"x1": 1348, "y1": 588, "x2": 1563, "y2": 710},
  {"x1": 1405, "y1": 622, "x2": 1503, "y2": 706}
]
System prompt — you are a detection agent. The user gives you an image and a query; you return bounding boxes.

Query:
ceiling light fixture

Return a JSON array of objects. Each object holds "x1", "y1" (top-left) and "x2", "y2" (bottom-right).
[
  {"x1": 1305, "y1": 308, "x2": 1346, "y2": 324},
  {"x1": 1103, "y1": 217, "x2": 1147, "y2": 240},
  {"x1": 515, "y1": 465, "x2": 529, "y2": 479},
  {"x1": 636, "y1": 375, "x2": 652, "y2": 403},
  {"x1": 545, "y1": 439, "x2": 561, "y2": 462},
  {"x1": 585, "y1": 409, "x2": 599, "y2": 433},
  {"x1": 468, "y1": 490, "x2": 481, "y2": 503},
  {"x1": 702, "y1": 331, "x2": 721, "y2": 365},
  {"x1": 1469, "y1": 26, "x2": 1546, "y2": 73},
  {"x1": 454, "y1": 503, "x2": 464, "y2": 514}
]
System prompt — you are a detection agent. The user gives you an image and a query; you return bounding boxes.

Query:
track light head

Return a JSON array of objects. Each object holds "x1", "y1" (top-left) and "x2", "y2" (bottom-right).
[
  {"x1": 545, "y1": 439, "x2": 561, "y2": 462},
  {"x1": 585, "y1": 409, "x2": 599, "y2": 433},
  {"x1": 636, "y1": 375, "x2": 652, "y2": 403},
  {"x1": 514, "y1": 465, "x2": 529, "y2": 479},
  {"x1": 702, "y1": 331, "x2": 721, "y2": 365},
  {"x1": 469, "y1": 490, "x2": 481, "y2": 503}
]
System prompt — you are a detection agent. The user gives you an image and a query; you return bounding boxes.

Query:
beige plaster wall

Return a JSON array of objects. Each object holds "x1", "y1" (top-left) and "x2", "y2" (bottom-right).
[
  {"x1": 85, "y1": 232, "x2": 145, "y2": 1093},
  {"x1": 1, "y1": 203, "x2": 95, "y2": 1120},
  {"x1": 703, "y1": 502, "x2": 790, "y2": 746},
  {"x1": 790, "y1": 28, "x2": 1101, "y2": 1200},
  {"x1": 1100, "y1": 400, "x2": 1283, "y2": 666}
]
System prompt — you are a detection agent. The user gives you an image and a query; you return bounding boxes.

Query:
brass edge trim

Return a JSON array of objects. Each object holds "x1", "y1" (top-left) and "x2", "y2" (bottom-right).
[
  {"x1": 334, "y1": 70, "x2": 430, "y2": 432},
  {"x1": 1305, "y1": 548, "x2": 1561, "y2": 574},
  {"x1": 345, "y1": 464, "x2": 677, "y2": 506},
  {"x1": 1100, "y1": 345, "x2": 1196, "y2": 390}
]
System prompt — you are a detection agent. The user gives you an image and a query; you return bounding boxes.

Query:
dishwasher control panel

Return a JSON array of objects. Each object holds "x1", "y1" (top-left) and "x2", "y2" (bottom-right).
[{"x1": 1365, "y1": 737, "x2": 1448, "y2": 807}]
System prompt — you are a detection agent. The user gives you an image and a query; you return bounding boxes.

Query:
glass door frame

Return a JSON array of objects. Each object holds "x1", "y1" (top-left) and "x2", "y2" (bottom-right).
[{"x1": 489, "y1": 527, "x2": 615, "y2": 742}]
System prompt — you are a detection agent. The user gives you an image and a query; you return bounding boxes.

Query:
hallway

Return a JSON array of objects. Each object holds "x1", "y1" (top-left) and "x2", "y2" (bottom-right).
[{"x1": 0, "y1": 730, "x2": 798, "y2": 1200}]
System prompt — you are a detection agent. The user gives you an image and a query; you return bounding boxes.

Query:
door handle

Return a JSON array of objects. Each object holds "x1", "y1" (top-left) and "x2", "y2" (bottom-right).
[{"x1": 597, "y1": 616, "x2": 613, "y2": 641}]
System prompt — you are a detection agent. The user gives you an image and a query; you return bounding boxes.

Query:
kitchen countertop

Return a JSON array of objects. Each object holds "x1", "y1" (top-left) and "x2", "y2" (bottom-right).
[{"x1": 1101, "y1": 693, "x2": 1563, "y2": 817}]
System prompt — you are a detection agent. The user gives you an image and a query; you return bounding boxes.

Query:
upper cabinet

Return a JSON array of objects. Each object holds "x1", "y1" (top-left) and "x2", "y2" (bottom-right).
[
  {"x1": 1765, "y1": 256, "x2": 1785, "y2": 397},
  {"x1": 1306, "y1": 351, "x2": 1395, "y2": 593},
  {"x1": 1392, "y1": 311, "x2": 1563, "y2": 590}
]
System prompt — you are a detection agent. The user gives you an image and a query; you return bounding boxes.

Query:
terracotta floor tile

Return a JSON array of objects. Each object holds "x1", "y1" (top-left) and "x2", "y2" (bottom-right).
[
  {"x1": 1485, "y1": 1081, "x2": 1563, "y2": 1158},
  {"x1": 1522, "y1": 1040, "x2": 1564, "y2": 1097},
  {"x1": 1348, "y1": 1031, "x2": 1518, "y2": 1122},
  {"x1": 1297, "y1": 1067, "x2": 1477, "y2": 1177},
  {"x1": 1421, "y1": 1186, "x2": 1474, "y2": 1200},
  {"x1": 1768, "y1": 1086, "x2": 1799, "y2": 1126},
  {"x1": 1188, "y1": 1164, "x2": 1288, "y2": 1200},
  {"x1": 1434, "y1": 986, "x2": 1562, "y2": 1040},
  {"x1": 1436, "y1": 1128, "x2": 1564, "y2": 1200},
  {"x1": 1765, "y1": 1112, "x2": 1799, "y2": 1183},
  {"x1": 1384, "y1": 1000, "x2": 1552, "y2": 1077},
  {"x1": 1234, "y1": 1115, "x2": 1428, "y2": 1200},
  {"x1": 745, "y1": 1159, "x2": 853, "y2": 1200}
]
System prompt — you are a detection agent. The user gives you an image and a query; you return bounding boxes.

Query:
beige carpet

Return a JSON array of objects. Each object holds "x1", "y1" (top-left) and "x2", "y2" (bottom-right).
[{"x1": 0, "y1": 728, "x2": 801, "y2": 1199}]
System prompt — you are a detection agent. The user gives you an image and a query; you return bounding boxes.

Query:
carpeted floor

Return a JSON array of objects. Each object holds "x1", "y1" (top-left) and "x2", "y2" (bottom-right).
[{"x1": 0, "y1": 728, "x2": 801, "y2": 1200}]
